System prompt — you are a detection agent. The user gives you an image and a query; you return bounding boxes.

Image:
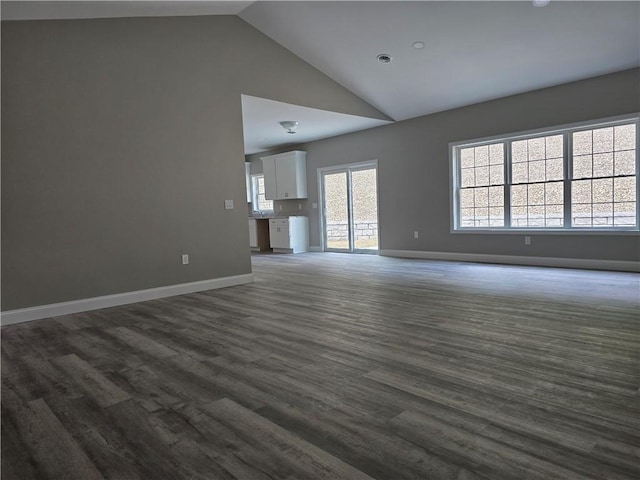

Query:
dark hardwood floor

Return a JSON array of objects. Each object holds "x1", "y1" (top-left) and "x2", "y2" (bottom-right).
[{"x1": 2, "y1": 253, "x2": 639, "y2": 479}]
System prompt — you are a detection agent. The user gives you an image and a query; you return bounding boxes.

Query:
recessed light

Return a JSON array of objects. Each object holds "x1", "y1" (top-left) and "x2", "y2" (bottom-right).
[
  {"x1": 412, "y1": 41, "x2": 425, "y2": 49},
  {"x1": 377, "y1": 54, "x2": 392, "y2": 64},
  {"x1": 532, "y1": 0, "x2": 550, "y2": 6}
]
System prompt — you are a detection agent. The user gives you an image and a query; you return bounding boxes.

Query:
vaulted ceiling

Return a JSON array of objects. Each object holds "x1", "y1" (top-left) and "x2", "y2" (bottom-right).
[{"x1": 3, "y1": 1, "x2": 639, "y2": 153}]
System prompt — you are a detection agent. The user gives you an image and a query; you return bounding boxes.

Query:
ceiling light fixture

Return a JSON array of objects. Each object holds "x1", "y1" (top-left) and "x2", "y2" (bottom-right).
[
  {"x1": 279, "y1": 120, "x2": 299, "y2": 134},
  {"x1": 377, "y1": 54, "x2": 392, "y2": 64},
  {"x1": 532, "y1": 0, "x2": 550, "y2": 6},
  {"x1": 412, "y1": 41, "x2": 425, "y2": 49}
]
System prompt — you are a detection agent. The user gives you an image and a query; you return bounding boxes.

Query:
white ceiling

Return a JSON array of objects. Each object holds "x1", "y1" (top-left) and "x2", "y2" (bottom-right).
[
  {"x1": 240, "y1": 1, "x2": 640, "y2": 121},
  {"x1": 241, "y1": 95, "x2": 391, "y2": 154},
  {"x1": 3, "y1": 1, "x2": 639, "y2": 154},
  {"x1": 0, "y1": 1, "x2": 253, "y2": 20}
]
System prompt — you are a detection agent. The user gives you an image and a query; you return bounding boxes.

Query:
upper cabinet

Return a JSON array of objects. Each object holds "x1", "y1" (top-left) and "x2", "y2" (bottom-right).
[{"x1": 261, "y1": 151, "x2": 307, "y2": 200}]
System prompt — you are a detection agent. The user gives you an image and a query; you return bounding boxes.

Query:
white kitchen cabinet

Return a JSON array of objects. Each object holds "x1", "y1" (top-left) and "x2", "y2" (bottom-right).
[
  {"x1": 245, "y1": 162, "x2": 252, "y2": 202},
  {"x1": 248, "y1": 218, "x2": 258, "y2": 248},
  {"x1": 261, "y1": 151, "x2": 307, "y2": 200},
  {"x1": 269, "y1": 216, "x2": 309, "y2": 254}
]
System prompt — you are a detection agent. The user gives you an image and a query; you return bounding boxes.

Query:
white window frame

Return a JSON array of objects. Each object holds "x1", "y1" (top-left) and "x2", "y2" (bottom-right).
[
  {"x1": 251, "y1": 174, "x2": 273, "y2": 213},
  {"x1": 450, "y1": 114, "x2": 640, "y2": 235}
]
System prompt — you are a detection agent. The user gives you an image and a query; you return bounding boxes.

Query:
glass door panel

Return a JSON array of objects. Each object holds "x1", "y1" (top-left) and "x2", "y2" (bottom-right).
[
  {"x1": 323, "y1": 171, "x2": 350, "y2": 251},
  {"x1": 351, "y1": 168, "x2": 378, "y2": 251}
]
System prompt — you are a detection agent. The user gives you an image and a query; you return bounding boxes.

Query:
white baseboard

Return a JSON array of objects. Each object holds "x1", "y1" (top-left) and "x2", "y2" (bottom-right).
[
  {"x1": 309, "y1": 246, "x2": 322, "y2": 252},
  {"x1": 1, "y1": 273, "x2": 255, "y2": 326},
  {"x1": 378, "y1": 249, "x2": 640, "y2": 272}
]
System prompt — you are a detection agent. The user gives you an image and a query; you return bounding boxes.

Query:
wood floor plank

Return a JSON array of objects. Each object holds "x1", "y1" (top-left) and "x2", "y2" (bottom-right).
[
  {"x1": 2, "y1": 252, "x2": 638, "y2": 479},
  {"x1": 201, "y1": 397, "x2": 376, "y2": 480},
  {"x1": 52, "y1": 354, "x2": 131, "y2": 408},
  {"x1": 16, "y1": 398, "x2": 104, "y2": 480},
  {"x1": 389, "y1": 409, "x2": 601, "y2": 480}
]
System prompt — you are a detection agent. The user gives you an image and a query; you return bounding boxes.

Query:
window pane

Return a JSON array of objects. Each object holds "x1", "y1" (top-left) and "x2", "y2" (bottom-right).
[
  {"x1": 528, "y1": 160, "x2": 545, "y2": 183},
  {"x1": 614, "y1": 177, "x2": 636, "y2": 203},
  {"x1": 593, "y1": 153, "x2": 613, "y2": 178},
  {"x1": 573, "y1": 155, "x2": 592, "y2": 179},
  {"x1": 460, "y1": 148, "x2": 475, "y2": 168},
  {"x1": 592, "y1": 202, "x2": 613, "y2": 227},
  {"x1": 546, "y1": 158, "x2": 563, "y2": 181},
  {"x1": 512, "y1": 140, "x2": 527, "y2": 163},
  {"x1": 460, "y1": 189, "x2": 474, "y2": 208},
  {"x1": 512, "y1": 162, "x2": 528, "y2": 184},
  {"x1": 489, "y1": 164, "x2": 504, "y2": 186},
  {"x1": 489, "y1": 207, "x2": 504, "y2": 227},
  {"x1": 573, "y1": 130, "x2": 592, "y2": 155},
  {"x1": 475, "y1": 208, "x2": 489, "y2": 227},
  {"x1": 546, "y1": 135, "x2": 563, "y2": 159},
  {"x1": 528, "y1": 137, "x2": 546, "y2": 161},
  {"x1": 489, "y1": 144, "x2": 504, "y2": 165},
  {"x1": 474, "y1": 187, "x2": 489, "y2": 207},
  {"x1": 614, "y1": 150, "x2": 636, "y2": 176},
  {"x1": 614, "y1": 124, "x2": 636, "y2": 151},
  {"x1": 614, "y1": 202, "x2": 636, "y2": 226},
  {"x1": 461, "y1": 208, "x2": 475, "y2": 227},
  {"x1": 461, "y1": 168, "x2": 474, "y2": 188},
  {"x1": 475, "y1": 166, "x2": 489, "y2": 186},
  {"x1": 488, "y1": 186, "x2": 503, "y2": 206},
  {"x1": 572, "y1": 180, "x2": 592, "y2": 204},
  {"x1": 572, "y1": 203, "x2": 592, "y2": 226},
  {"x1": 545, "y1": 204, "x2": 564, "y2": 227},
  {"x1": 528, "y1": 184, "x2": 544, "y2": 205},
  {"x1": 527, "y1": 206, "x2": 545, "y2": 227},
  {"x1": 592, "y1": 178, "x2": 613, "y2": 203},
  {"x1": 545, "y1": 182, "x2": 564, "y2": 205},
  {"x1": 511, "y1": 184, "x2": 527, "y2": 206},
  {"x1": 475, "y1": 145, "x2": 489, "y2": 166},
  {"x1": 592, "y1": 127, "x2": 613, "y2": 154}
]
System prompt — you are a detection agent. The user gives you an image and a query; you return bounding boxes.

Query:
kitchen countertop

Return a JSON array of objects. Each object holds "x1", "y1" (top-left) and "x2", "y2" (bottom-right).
[{"x1": 249, "y1": 214, "x2": 307, "y2": 219}]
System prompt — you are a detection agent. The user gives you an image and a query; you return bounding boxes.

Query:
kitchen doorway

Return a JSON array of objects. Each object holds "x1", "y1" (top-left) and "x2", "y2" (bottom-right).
[{"x1": 319, "y1": 161, "x2": 378, "y2": 253}]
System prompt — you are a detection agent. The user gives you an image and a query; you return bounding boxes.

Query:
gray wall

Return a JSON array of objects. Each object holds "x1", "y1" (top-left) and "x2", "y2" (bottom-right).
[
  {"x1": 248, "y1": 68, "x2": 640, "y2": 262},
  {"x1": 1, "y1": 15, "x2": 387, "y2": 311}
]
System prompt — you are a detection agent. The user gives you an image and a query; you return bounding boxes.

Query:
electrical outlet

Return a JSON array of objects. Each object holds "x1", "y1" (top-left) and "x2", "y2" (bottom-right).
[
  {"x1": 279, "y1": 205, "x2": 283, "y2": 211},
  {"x1": 312, "y1": 202, "x2": 318, "y2": 209},
  {"x1": 182, "y1": 254, "x2": 189, "y2": 265},
  {"x1": 524, "y1": 236, "x2": 531, "y2": 245},
  {"x1": 224, "y1": 199, "x2": 234, "y2": 210},
  {"x1": 414, "y1": 231, "x2": 419, "y2": 239},
  {"x1": 298, "y1": 203, "x2": 302, "y2": 210}
]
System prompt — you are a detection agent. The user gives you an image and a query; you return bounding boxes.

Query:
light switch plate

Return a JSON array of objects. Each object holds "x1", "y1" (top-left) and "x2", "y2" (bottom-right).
[{"x1": 224, "y1": 199, "x2": 234, "y2": 209}]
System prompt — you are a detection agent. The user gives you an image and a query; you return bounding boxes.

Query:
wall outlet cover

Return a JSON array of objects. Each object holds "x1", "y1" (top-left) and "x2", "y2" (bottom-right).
[
  {"x1": 182, "y1": 254, "x2": 189, "y2": 265},
  {"x1": 224, "y1": 199, "x2": 234, "y2": 209}
]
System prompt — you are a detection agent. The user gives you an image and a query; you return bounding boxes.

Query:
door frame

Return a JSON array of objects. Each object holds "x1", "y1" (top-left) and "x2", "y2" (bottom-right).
[{"x1": 317, "y1": 160, "x2": 379, "y2": 253}]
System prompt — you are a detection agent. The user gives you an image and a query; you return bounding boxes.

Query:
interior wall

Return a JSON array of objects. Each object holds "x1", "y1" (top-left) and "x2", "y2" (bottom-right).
[
  {"x1": 1, "y1": 15, "x2": 387, "y2": 311},
  {"x1": 247, "y1": 68, "x2": 640, "y2": 262}
]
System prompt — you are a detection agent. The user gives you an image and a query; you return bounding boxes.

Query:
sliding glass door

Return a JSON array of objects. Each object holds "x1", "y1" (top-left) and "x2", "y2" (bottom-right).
[{"x1": 321, "y1": 162, "x2": 378, "y2": 253}]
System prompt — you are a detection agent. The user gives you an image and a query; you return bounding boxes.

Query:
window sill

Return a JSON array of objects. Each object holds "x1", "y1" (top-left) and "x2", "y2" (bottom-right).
[{"x1": 451, "y1": 228, "x2": 639, "y2": 236}]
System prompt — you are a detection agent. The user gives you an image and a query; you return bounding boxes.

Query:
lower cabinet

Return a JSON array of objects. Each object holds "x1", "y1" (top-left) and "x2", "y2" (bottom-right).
[
  {"x1": 269, "y1": 217, "x2": 309, "y2": 254},
  {"x1": 248, "y1": 219, "x2": 258, "y2": 248}
]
